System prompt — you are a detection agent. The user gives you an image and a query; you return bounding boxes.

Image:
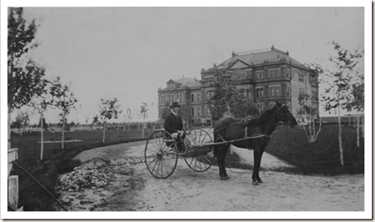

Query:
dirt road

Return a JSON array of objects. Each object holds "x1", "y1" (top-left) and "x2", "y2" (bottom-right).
[{"x1": 55, "y1": 140, "x2": 364, "y2": 213}]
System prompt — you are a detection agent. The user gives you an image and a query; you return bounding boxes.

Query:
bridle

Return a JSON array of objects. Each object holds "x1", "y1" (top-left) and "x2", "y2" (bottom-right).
[{"x1": 276, "y1": 104, "x2": 293, "y2": 126}]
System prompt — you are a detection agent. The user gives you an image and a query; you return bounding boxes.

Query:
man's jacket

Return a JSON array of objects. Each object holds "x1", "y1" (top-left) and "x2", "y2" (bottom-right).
[{"x1": 164, "y1": 112, "x2": 183, "y2": 134}]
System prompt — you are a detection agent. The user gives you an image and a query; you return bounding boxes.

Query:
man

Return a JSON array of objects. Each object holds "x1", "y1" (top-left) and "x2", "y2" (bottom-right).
[{"x1": 164, "y1": 102, "x2": 185, "y2": 152}]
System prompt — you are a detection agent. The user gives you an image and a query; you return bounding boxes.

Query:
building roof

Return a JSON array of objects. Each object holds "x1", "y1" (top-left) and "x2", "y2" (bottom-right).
[
  {"x1": 175, "y1": 76, "x2": 197, "y2": 86},
  {"x1": 208, "y1": 46, "x2": 307, "y2": 71},
  {"x1": 160, "y1": 76, "x2": 200, "y2": 90}
]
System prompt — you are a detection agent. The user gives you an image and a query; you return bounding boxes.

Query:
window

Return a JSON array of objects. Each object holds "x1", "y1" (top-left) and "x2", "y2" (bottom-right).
[
  {"x1": 198, "y1": 107, "x2": 201, "y2": 116},
  {"x1": 191, "y1": 108, "x2": 194, "y2": 116},
  {"x1": 312, "y1": 89, "x2": 317, "y2": 99},
  {"x1": 270, "y1": 70, "x2": 274, "y2": 78},
  {"x1": 197, "y1": 94, "x2": 200, "y2": 102},
  {"x1": 286, "y1": 68, "x2": 290, "y2": 77},
  {"x1": 275, "y1": 69, "x2": 279, "y2": 77},
  {"x1": 191, "y1": 94, "x2": 194, "y2": 102},
  {"x1": 298, "y1": 74, "x2": 304, "y2": 82},
  {"x1": 276, "y1": 86, "x2": 280, "y2": 96},
  {"x1": 270, "y1": 87, "x2": 275, "y2": 97},
  {"x1": 286, "y1": 86, "x2": 290, "y2": 96},
  {"x1": 172, "y1": 95, "x2": 175, "y2": 102},
  {"x1": 256, "y1": 88, "x2": 264, "y2": 98},
  {"x1": 260, "y1": 71, "x2": 264, "y2": 79},
  {"x1": 299, "y1": 88, "x2": 305, "y2": 96}
]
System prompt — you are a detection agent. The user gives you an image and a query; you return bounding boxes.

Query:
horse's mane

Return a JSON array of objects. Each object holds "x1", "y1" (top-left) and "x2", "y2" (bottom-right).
[{"x1": 244, "y1": 105, "x2": 278, "y2": 126}]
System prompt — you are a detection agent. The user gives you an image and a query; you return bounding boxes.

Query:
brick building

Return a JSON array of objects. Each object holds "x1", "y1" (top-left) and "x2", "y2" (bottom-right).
[{"x1": 158, "y1": 46, "x2": 319, "y2": 126}]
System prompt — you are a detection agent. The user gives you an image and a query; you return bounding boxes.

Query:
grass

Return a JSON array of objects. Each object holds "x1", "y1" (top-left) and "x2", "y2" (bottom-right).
[
  {"x1": 9, "y1": 128, "x2": 154, "y2": 211},
  {"x1": 219, "y1": 124, "x2": 364, "y2": 175},
  {"x1": 266, "y1": 124, "x2": 364, "y2": 175},
  {"x1": 8, "y1": 125, "x2": 364, "y2": 211}
]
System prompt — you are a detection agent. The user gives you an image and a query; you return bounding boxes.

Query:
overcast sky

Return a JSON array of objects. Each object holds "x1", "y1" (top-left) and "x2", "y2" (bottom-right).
[{"x1": 3, "y1": 2, "x2": 369, "y2": 124}]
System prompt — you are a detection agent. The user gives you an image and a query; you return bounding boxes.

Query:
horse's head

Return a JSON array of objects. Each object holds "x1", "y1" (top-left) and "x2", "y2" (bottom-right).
[{"x1": 275, "y1": 101, "x2": 297, "y2": 127}]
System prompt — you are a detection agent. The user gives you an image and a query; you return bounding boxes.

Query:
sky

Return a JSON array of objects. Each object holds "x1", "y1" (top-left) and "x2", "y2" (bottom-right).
[
  {"x1": 1, "y1": 1, "x2": 373, "y2": 220},
  {"x1": 2, "y1": 1, "x2": 370, "y2": 125}
]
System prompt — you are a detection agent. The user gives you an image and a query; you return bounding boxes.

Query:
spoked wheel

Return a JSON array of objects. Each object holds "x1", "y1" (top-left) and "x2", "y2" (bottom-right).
[
  {"x1": 184, "y1": 128, "x2": 214, "y2": 172},
  {"x1": 144, "y1": 130, "x2": 178, "y2": 179}
]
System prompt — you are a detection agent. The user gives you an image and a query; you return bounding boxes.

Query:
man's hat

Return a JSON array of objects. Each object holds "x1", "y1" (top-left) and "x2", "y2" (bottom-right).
[{"x1": 170, "y1": 102, "x2": 180, "y2": 109}]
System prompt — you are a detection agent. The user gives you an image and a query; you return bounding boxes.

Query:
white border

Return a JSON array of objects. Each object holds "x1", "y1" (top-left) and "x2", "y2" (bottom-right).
[{"x1": 1, "y1": 0, "x2": 372, "y2": 220}]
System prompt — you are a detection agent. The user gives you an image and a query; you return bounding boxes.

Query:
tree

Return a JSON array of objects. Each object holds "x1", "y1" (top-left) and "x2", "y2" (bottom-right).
[
  {"x1": 29, "y1": 83, "x2": 55, "y2": 160},
  {"x1": 297, "y1": 93, "x2": 322, "y2": 143},
  {"x1": 321, "y1": 41, "x2": 363, "y2": 166},
  {"x1": 208, "y1": 67, "x2": 257, "y2": 120},
  {"x1": 50, "y1": 77, "x2": 78, "y2": 149},
  {"x1": 92, "y1": 115, "x2": 101, "y2": 130},
  {"x1": 230, "y1": 96, "x2": 258, "y2": 119},
  {"x1": 159, "y1": 102, "x2": 171, "y2": 121},
  {"x1": 179, "y1": 104, "x2": 192, "y2": 129},
  {"x1": 99, "y1": 97, "x2": 121, "y2": 142},
  {"x1": 350, "y1": 78, "x2": 364, "y2": 148},
  {"x1": 14, "y1": 110, "x2": 30, "y2": 136},
  {"x1": 123, "y1": 108, "x2": 133, "y2": 131},
  {"x1": 140, "y1": 102, "x2": 151, "y2": 138},
  {"x1": 8, "y1": 7, "x2": 45, "y2": 149}
]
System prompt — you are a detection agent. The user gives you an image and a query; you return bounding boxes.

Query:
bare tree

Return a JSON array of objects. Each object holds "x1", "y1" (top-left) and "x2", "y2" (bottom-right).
[
  {"x1": 321, "y1": 41, "x2": 363, "y2": 166},
  {"x1": 140, "y1": 102, "x2": 151, "y2": 138},
  {"x1": 123, "y1": 108, "x2": 133, "y2": 131},
  {"x1": 297, "y1": 93, "x2": 322, "y2": 143}
]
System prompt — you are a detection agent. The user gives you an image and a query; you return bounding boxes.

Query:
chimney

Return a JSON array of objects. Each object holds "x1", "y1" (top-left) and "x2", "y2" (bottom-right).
[
  {"x1": 232, "y1": 51, "x2": 237, "y2": 57},
  {"x1": 271, "y1": 45, "x2": 275, "y2": 51},
  {"x1": 286, "y1": 50, "x2": 289, "y2": 56}
]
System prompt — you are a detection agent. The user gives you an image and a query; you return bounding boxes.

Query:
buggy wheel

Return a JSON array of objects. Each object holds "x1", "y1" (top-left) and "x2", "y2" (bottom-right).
[
  {"x1": 184, "y1": 128, "x2": 213, "y2": 172},
  {"x1": 144, "y1": 130, "x2": 178, "y2": 179}
]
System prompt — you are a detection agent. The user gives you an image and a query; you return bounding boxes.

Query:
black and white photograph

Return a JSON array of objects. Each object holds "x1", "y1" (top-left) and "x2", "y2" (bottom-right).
[{"x1": 1, "y1": 0, "x2": 372, "y2": 220}]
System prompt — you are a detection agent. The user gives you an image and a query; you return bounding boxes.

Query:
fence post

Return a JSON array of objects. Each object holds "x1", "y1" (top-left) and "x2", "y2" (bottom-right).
[{"x1": 8, "y1": 148, "x2": 22, "y2": 210}]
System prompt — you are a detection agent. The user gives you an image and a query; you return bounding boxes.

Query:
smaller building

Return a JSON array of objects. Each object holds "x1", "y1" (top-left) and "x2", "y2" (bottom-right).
[{"x1": 158, "y1": 76, "x2": 207, "y2": 126}]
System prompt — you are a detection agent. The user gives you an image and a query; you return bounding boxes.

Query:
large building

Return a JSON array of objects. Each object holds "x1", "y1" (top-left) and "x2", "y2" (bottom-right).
[{"x1": 158, "y1": 46, "x2": 319, "y2": 126}]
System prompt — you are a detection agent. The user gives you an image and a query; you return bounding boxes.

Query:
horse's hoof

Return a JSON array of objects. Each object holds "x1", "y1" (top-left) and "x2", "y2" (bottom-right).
[
  {"x1": 257, "y1": 179, "x2": 263, "y2": 183},
  {"x1": 252, "y1": 180, "x2": 259, "y2": 185},
  {"x1": 220, "y1": 176, "x2": 230, "y2": 180}
]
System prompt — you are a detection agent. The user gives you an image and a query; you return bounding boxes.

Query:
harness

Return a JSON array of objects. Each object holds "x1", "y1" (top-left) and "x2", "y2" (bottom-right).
[{"x1": 213, "y1": 104, "x2": 289, "y2": 145}]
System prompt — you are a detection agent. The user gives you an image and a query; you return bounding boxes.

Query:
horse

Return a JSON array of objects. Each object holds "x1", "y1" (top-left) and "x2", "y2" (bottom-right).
[{"x1": 213, "y1": 101, "x2": 297, "y2": 185}]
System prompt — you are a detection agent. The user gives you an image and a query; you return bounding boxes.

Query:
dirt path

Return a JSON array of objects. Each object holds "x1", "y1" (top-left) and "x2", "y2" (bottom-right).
[{"x1": 55, "y1": 140, "x2": 364, "y2": 212}]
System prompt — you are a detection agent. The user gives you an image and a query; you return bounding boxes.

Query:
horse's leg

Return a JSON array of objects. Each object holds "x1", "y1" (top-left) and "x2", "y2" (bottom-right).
[
  {"x1": 214, "y1": 144, "x2": 230, "y2": 180},
  {"x1": 252, "y1": 145, "x2": 265, "y2": 185}
]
